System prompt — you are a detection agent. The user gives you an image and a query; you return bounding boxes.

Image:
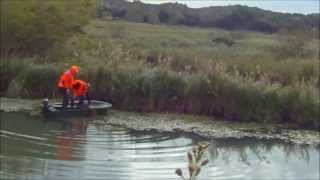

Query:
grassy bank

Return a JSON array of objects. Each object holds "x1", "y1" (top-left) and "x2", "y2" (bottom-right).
[{"x1": 1, "y1": 20, "x2": 319, "y2": 129}]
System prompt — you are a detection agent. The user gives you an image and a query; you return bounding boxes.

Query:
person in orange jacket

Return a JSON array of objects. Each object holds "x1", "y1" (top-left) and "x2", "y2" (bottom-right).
[
  {"x1": 71, "y1": 79, "x2": 91, "y2": 107},
  {"x1": 57, "y1": 65, "x2": 79, "y2": 108}
]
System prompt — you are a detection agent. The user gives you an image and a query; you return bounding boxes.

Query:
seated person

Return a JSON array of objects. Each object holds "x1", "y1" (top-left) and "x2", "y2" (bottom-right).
[{"x1": 71, "y1": 79, "x2": 91, "y2": 107}]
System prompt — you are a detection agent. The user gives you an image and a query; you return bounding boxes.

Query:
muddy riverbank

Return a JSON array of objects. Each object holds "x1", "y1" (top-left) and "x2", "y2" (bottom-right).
[{"x1": 1, "y1": 98, "x2": 319, "y2": 145}]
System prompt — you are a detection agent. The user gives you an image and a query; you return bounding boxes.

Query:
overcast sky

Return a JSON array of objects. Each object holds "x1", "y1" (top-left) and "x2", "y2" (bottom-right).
[{"x1": 136, "y1": 0, "x2": 319, "y2": 14}]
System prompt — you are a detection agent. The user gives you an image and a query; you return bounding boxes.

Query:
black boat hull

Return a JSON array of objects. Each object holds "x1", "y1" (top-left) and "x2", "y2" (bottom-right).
[{"x1": 43, "y1": 100, "x2": 112, "y2": 117}]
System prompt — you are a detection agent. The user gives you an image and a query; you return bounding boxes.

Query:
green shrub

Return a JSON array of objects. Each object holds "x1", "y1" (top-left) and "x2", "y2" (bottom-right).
[
  {"x1": 1, "y1": 0, "x2": 96, "y2": 55},
  {"x1": 0, "y1": 56, "x2": 30, "y2": 94}
]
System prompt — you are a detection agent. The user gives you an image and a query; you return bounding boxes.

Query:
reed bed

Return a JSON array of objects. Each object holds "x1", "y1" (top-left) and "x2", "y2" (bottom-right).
[{"x1": 1, "y1": 20, "x2": 319, "y2": 129}]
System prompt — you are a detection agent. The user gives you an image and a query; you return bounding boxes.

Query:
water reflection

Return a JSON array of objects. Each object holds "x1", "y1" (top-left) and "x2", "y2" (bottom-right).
[
  {"x1": 208, "y1": 138, "x2": 315, "y2": 164},
  {"x1": 55, "y1": 118, "x2": 88, "y2": 160},
  {"x1": 0, "y1": 112, "x2": 319, "y2": 180},
  {"x1": 200, "y1": 138, "x2": 319, "y2": 180}
]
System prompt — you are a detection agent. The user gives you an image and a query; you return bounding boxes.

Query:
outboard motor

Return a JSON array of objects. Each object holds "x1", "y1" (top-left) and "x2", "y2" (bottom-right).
[{"x1": 42, "y1": 97, "x2": 49, "y2": 112}]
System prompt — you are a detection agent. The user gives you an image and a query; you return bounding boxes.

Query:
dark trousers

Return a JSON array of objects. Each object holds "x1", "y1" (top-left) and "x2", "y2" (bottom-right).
[{"x1": 59, "y1": 88, "x2": 73, "y2": 108}]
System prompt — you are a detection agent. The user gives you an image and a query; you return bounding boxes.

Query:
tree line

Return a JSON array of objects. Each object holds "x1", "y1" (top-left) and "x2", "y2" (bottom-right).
[{"x1": 98, "y1": 0, "x2": 319, "y2": 36}]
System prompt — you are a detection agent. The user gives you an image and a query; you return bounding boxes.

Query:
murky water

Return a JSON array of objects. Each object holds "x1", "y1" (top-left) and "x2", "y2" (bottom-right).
[{"x1": 0, "y1": 112, "x2": 319, "y2": 180}]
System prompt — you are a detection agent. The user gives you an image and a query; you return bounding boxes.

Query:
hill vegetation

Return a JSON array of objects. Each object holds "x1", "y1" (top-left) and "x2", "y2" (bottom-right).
[{"x1": 98, "y1": 0, "x2": 319, "y2": 36}]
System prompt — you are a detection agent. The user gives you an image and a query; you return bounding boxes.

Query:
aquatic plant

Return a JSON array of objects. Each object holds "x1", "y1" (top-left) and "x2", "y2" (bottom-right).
[{"x1": 175, "y1": 142, "x2": 210, "y2": 180}]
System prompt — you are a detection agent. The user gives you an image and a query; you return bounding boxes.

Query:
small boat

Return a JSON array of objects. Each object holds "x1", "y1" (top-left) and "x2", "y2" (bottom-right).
[{"x1": 42, "y1": 99, "x2": 112, "y2": 117}]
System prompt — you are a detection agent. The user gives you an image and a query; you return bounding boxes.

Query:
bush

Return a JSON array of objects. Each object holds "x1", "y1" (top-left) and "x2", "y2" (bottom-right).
[
  {"x1": 211, "y1": 37, "x2": 235, "y2": 47},
  {"x1": 0, "y1": 56, "x2": 30, "y2": 94},
  {"x1": 1, "y1": 0, "x2": 96, "y2": 56}
]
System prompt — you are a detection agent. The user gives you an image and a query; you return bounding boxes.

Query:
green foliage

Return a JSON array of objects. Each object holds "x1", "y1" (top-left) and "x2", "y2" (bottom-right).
[
  {"x1": 1, "y1": 0, "x2": 96, "y2": 56},
  {"x1": 2, "y1": 19, "x2": 319, "y2": 129},
  {"x1": 272, "y1": 37, "x2": 310, "y2": 61},
  {"x1": 158, "y1": 9, "x2": 170, "y2": 23},
  {"x1": 0, "y1": 56, "x2": 30, "y2": 94},
  {"x1": 5, "y1": 63, "x2": 61, "y2": 98},
  {"x1": 100, "y1": 0, "x2": 319, "y2": 35},
  {"x1": 211, "y1": 36, "x2": 235, "y2": 47}
]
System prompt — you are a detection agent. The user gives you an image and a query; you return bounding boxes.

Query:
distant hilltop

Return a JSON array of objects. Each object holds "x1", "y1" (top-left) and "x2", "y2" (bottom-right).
[{"x1": 98, "y1": 0, "x2": 319, "y2": 34}]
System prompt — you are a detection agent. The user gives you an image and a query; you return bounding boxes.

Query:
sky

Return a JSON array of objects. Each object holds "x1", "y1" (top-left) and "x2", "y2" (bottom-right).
[{"x1": 137, "y1": 0, "x2": 320, "y2": 15}]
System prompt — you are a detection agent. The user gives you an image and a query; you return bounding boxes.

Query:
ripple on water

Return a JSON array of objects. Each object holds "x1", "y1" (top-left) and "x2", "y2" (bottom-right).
[{"x1": 1, "y1": 112, "x2": 319, "y2": 180}]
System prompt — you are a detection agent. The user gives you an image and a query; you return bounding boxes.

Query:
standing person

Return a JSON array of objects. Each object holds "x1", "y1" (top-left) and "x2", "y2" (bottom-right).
[
  {"x1": 57, "y1": 65, "x2": 79, "y2": 108},
  {"x1": 71, "y1": 79, "x2": 91, "y2": 107}
]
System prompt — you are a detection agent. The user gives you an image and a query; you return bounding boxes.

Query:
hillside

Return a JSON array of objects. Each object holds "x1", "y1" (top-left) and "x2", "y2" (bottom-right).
[{"x1": 98, "y1": 0, "x2": 319, "y2": 35}]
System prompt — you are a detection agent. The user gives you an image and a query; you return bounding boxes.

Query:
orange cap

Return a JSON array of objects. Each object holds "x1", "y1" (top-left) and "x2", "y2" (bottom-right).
[{"x1": 70, "y1": 65, "x2": 79, "y2": 75}]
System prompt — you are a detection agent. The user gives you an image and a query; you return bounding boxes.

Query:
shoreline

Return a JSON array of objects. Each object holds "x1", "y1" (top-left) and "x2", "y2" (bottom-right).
[
  {"x1": 105, "y1": 110, "x2": 320, "y2": 145},
  {"x1": 1, "y1": 97, "x2": 319, "y2": 145}
]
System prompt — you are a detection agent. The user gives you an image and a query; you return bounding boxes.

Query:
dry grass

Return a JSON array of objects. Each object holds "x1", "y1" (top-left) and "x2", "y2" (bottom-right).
[{"x1": 2, "y1": 19, "x2": 319, "y2": 129}]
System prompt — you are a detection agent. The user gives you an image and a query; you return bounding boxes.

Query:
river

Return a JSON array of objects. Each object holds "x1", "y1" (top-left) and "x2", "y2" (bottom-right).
[{"x1": 0, "y1": 112, "x2": 319, "y2": 180}]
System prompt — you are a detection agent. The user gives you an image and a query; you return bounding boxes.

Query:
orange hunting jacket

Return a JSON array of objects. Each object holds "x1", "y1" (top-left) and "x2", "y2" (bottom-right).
[
  {"x1": 72, "y1": 80, "x2": 88, "y2": 97},
  {"x1": 57, "y1": 70, "x2": 74, "y2": 89}
]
